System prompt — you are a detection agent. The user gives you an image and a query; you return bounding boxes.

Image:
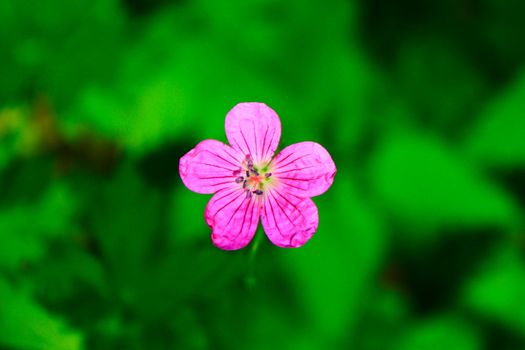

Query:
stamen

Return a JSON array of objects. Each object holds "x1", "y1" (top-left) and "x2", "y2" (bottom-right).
[
  {"x1": 265, "y1": 173, "x2": 272, "y2": 178},
  {"x1": 242, "y1": 180, "x2": 247, "y2": 189},
  {"x1": 246, "y1": 170, "x2": 250, "y2": 178},
  {"x1": 246, "y1": 190, "x2": 252, "y2": 199},
  {"x1": 235, "y1": 176, "x2": 244, "y2": 183},
  {"x1": 253, "y1": 189, "x2": 263, "y2": 195}
]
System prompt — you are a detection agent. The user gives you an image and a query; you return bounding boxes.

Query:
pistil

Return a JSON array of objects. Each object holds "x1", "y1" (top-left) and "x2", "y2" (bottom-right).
[{"x1": 233, "y1": 155, "x2": 274, "y2": 198}]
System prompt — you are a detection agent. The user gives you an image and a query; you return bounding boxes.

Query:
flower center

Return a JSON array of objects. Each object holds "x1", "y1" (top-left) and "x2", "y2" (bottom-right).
[{"x1": 232, "y1": 155, "x2": 273, "y2": 199}]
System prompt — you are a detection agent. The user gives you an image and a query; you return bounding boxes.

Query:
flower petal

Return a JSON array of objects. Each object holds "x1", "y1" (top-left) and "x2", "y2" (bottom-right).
[
  {"x1": 225, "y1": 102, "x2": 281, "y2": 165},
  {"x1": 205, "y1": 187, "x2": 261, "y2": 250},
  {"x1": 272, "y1": 141, "x2": 336, "y2": 197},
  {"x1": 261, "y1": 188, "x2": 319, "y2": 248},
  {"x1": 179, "y1": 139, "x2": 244, "y2": 194}
]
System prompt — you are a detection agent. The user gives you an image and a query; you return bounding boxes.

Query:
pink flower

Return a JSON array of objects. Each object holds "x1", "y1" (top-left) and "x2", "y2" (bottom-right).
[{"x1": 179, "y1": 102, "x2": 336, "y2": 250}]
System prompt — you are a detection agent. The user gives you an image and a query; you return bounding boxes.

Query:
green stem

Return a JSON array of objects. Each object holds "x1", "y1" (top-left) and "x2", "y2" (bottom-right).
[{"x1": 245, "y1": 229, "x2": 263, "y2": 290}]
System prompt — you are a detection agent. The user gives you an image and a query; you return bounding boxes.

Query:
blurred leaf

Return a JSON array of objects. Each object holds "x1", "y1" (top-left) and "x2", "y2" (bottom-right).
[
  {"x1": 133, "y1": 243, "x2": 246, "y2": 320},
  {"x1": 90, "y1": 162, "x2": 162, "y2": 303},
  {"x1": 31, "y1": 247, "x2": 107, "y2": 303},
  {"x1": 0, "y1": 106, "x2": 22, "y2": 169},
  {"x1": 369, "y1": 132, "x2": 519, "y2": 238},
  {"x1": 0, "y1": 105, "x2": 35, "y2": 171},
  {"x1": 169, "y1": 186, "x2": 210, "y2": 244},
  {"x1": 0, "y1": 278, "x2": 83, "y2": 350},
  {"x1": 480, "y1": 0, "x2": 525, "y2": 69},
  {"x1": 282, "y1": 45, "x2": 378, "y2": 157},
  {"x1": 352, "y1": 288, "x2": 410, "y2": 350},
  {"x1": 0, "y1": 183, "x2": 77, "y2": 270},
  {"x1": 461, "y1": 244, "x2": 525, "y2": 333},
  {"x1": 464, "y1": 70, "x2": 525, "y2": 167},
  {"x1": 395, "y1": 315, "x2": 481, "y2": 350},
  {"x1": 0, "y1": 0, "x2": 124, "y2": 104},
  {"x1": 63, "y1": 10, "x2": 236, "y2": 155},
  {"x1": 282, "y1": 176, "x2": 386, "y2": 345},
  {"x1": 394, "y1": 37, "x2": 486, "y2": 130}
]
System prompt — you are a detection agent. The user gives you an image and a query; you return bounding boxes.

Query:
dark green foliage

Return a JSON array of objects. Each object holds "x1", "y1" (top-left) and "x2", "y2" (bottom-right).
[{"x1": 0, "y1": 0, "x2": 524, "y2": 349}]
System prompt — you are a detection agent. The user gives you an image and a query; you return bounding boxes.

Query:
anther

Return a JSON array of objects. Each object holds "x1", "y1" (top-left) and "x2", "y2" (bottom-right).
[
  {"x1": 265, "y1": 173, "x2": 272, "y2": 178},
  {"x1": 235, "y1": 176, "x2": 244, "y2": 183},
  {"x1": 242, "y1": 180, "x2": 247, "y2": 189},
  {"x1": 246, "y1": 170, "x2": 250, "y2": 178},
  {"x1": 246, "y1": 190, "x2": 252, "y2": 199},
  {"x1": 253, "y1": 190, "x2": 263, "y2": 195}
]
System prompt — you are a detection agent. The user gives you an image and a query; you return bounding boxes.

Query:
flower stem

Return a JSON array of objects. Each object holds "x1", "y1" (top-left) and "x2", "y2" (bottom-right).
[{"x1": 245, "y1": 229, "x2": 264, "y2": 290}]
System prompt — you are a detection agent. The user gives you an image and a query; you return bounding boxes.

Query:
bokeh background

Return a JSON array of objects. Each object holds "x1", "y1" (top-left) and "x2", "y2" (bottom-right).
[{"x1": 1, "y1": 0, "x2": 525, "y2": 349}]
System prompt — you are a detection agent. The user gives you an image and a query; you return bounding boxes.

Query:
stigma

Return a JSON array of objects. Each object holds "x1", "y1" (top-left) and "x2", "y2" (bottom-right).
[{"x1": 232, "y1": 155, "x2": 273, "y2": 198}]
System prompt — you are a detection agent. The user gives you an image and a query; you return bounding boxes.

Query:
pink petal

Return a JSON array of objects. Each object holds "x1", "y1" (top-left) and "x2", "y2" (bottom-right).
[
  {"x1": 179, "y1": 139, "x2": 244, "y2": 194},
  {"x1": 225, "y1": 102, "x2": 281, "y2": 165},
  {"x1": 205, "y1": 187, "x2": 261, "y2": 250},
  {"x1": 272, "y1": 141, "x2": 336, "y2": 198},
  {"x1": 261, "y1": 188, "x2": 319, "y2": 248}
]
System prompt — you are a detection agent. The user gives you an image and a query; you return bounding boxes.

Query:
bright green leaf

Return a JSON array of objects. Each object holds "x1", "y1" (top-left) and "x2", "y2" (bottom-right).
[
  {"x1": 395, "y1": 315, "x2": 481, "y2": 350},
  {"x1": 0, "y1": 278, "x2": 83, "y2": 350},
  {"x1": 461, "y1": 244, "x2": 525, "y2": 332},
  {"x1": 0, "y1": 184, "x2": 78, "y2": 269},
  {"x1": 369, "y1": 132, "x2": 519, "y2": 238},
  {"x1": 464, "y1": 70, "x2": 525, "y2": 167}
]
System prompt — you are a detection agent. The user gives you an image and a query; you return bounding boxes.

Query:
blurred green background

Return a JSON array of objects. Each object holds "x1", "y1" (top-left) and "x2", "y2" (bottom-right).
[{"x1": 1, "y1": 0, "x2": 525, "y2": 349}]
